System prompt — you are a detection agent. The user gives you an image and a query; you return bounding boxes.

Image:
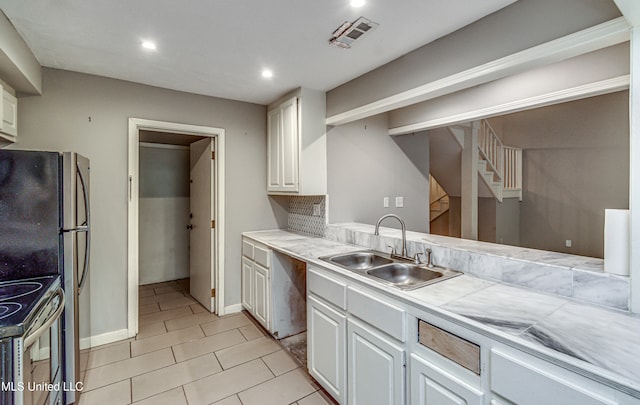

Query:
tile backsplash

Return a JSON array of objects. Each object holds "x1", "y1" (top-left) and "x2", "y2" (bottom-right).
[{"x1": 287, "y1": 196, "x2": 327, "y2": 237}]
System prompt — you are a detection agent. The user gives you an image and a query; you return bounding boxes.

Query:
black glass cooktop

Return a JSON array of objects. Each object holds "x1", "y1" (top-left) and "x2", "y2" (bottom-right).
[{"x1": 0, "y1": 275, "x2": 60, "y2": 338}]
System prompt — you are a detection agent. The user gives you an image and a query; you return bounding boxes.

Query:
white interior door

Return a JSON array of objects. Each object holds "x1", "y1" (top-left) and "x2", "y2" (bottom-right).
[{"x1": 189, "y1": 138, "x2": 215, "y2": 312}]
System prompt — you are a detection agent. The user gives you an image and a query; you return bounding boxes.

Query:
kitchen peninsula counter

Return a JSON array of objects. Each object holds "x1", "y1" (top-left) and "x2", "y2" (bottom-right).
[{"x1": 243, "y1": 228, "x2": 640, "y2": 399}]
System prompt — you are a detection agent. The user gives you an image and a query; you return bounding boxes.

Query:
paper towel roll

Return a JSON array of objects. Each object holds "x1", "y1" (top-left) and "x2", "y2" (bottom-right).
[{"x1": 604, "y1": 209, "x2": 629, "y2": 276}]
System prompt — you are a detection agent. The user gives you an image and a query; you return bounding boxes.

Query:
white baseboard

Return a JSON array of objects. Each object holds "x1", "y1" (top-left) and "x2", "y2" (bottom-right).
[
  {"x1": 80, "y1": 328, "x2": 130, "y2": 350},
  {"x1": 224, "y1": 304, "x2": 243, "y2": 315}
]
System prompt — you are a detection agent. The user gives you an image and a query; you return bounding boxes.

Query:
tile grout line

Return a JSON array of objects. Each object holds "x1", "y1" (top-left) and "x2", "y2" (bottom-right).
[
  {"x1": 170, "y1": 345, "x2": 177, "y2": 364},
  {"x1": 180, "y1": 386, "x2": 188, "y2": 405},
  {"x1": 131, "y1": 281, "x2": 330, "y2": 405},
  {"x1": 132, "y1": 354, "x2": 246, "y2": 404},
  {"x1": 259, "y1": 356, "x2": 277, "y2": 378},
  {"x1": 213, "y1": 341, "x2": 281, "y2": 373}
]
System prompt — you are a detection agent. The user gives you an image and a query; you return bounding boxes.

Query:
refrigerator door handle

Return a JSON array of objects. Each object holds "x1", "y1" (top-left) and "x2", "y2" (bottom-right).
[{"x1": 77, "y1": 161, "x2": 91, "y2": 294}]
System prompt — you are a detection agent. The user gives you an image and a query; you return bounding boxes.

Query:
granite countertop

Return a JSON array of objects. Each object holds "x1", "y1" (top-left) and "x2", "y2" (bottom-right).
[{"x1": 243, "y1": 229, "x2": 640, "y2": 398}]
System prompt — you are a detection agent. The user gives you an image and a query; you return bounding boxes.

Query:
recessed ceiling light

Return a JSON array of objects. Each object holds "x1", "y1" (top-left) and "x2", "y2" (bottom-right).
[
  {"x1": 141, "y1": 40, "x2": 157, "y2": 51},
  {"x1": 350, "y1": 0, "x2": 365, "y2": 8},
  {"x1": 262, "y1": 69, "x2": 273, "y2": 78}
]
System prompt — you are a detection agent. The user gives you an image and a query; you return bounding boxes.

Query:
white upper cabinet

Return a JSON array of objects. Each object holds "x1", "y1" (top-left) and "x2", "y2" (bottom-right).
[
  {"x1": 267, "y1": 87, "x2": 327, "y2": 195},
  {"x1": 0, "y1": 85, "x2": 18, "y2": 142}
]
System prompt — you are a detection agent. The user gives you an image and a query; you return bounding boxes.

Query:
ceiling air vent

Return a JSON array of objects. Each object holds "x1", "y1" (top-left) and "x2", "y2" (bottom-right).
[{"x1": 329, "y1": 17, "x2": 379, "y2": 49}]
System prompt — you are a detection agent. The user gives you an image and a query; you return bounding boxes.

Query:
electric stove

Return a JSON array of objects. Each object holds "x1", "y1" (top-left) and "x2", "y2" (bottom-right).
[{"x1": 0, "y1": 275, "x2": 61, "y2": 339}]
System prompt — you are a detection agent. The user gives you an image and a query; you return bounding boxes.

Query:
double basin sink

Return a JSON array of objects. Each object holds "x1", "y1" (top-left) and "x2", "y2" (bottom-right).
[{"x1": 319, "y1": 250, "x2": 461, "y2": 290}]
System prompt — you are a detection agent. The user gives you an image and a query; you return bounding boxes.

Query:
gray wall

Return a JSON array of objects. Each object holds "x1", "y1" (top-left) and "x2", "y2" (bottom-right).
[
  {"x1": 478, "y1": 198, "x2": 497, "y2": 243},
  {"x1": 139, "y1": 146, "x2": 190, "y2": 285},
  {"x1": 11, "y1": 68, "x2": 287, "y2": 338},
  {"x1": 327, "y1": 0, "x2": 621, "y2": 117},
  {"x1": 443, "y1": 197, "x2": 500, "y2": 242},
  {"x1": 496, "y1": 198, "x2": 521, "y2": 246},
  {"x1": 327, "y1": 113, "x2": 430, "y2": 232},
  {"x1": 494, "y1": 91, "x2": 630, "y2": 257}
]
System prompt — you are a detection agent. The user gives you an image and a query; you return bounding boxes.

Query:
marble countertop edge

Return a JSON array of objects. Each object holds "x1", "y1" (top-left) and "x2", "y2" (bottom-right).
[{"x1": 241, "y1": 229, "x2": 640, "y2": 398}]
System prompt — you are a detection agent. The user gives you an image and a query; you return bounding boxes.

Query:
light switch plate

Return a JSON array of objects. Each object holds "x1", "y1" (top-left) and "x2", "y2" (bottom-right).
[
  {"x1": 383, "y1": 197, "x2": 389, "y2": 208},
  {"x1": 565, "y1": 239, "x2": 572, "y2": 248},
  {"x1": 395, "y1": 196, "x2": 404, "y2": 208}
]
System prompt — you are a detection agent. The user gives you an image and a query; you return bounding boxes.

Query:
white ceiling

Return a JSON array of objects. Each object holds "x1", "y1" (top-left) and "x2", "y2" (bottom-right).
[{"x1": 0, "y1": 0, "x2": 517, "y2": 105}]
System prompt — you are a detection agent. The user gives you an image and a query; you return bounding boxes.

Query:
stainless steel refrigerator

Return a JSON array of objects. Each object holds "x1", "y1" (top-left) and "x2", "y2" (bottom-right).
[{"x1": 0, "y1": 150, "x2": 90, "y2": 404}]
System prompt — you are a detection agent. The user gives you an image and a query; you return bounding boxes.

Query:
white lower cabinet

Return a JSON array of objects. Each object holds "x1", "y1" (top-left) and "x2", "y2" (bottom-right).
[
  {"x1": 410, "y1": 353, "x2": 483, "y2": 405},
  {"x1": 241, "y1": 238, "x2": 271, "y2": 331},
  {"x1": 308, "y1": 295, "x2": 347, "y2": 404},
  {"x1": 348, "y1": 318, "x2": 405, "y2": 405},
  {"x1": 305, "y1": 264, "x2": 640, "y2": 405},
  {"x1": 253, "y1": 263, "x2": 269, "y2": 329},
  {"x1": 488, "y1": 395, "x2": 516, "y2": 405},
  {"x1": 240, "y1": 258, "x2": 270, "y2": 330},
  {"x1": 241, "y1": 257, "x2": 254, "y2": 312},
  {"x1": 490, "y1": 348, "x2": 622, "y2": 405}
]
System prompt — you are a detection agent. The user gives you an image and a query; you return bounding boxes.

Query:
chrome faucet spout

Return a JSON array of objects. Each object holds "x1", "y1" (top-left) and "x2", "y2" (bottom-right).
[{"x1": 374, "y1": 214, "x2": 408, "y2": 258}]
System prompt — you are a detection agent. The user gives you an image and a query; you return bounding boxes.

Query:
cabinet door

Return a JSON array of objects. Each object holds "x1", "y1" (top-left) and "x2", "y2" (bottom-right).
[
  {"x1": 1, "y1": 88, "x2": 17, "y2": 139},
  {"x1": 241, "y1": 257, "x2": 254, "y2": 312},
  {"x1": 253, "y1": 263, "x2": 270, "y2": 329},
  {"x1": 267, "y1": 108, "x2": 281, "y2": 191},
  {"x1": 410, "y1": 353, "x2": 483, "y2": 405},
  {"x1": 348, "y1": 318, "x2": 405, "y2": 405},
  {"x1": 308, "y1": 295, "x2": 347, "y2": 404},
  {"x1": 279, "y1": 97, "x2": 299, "y2": 192}
]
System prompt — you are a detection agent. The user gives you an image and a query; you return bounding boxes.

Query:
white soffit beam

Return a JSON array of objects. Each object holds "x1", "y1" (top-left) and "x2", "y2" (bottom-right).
[
  {"x1": 0, "y1": 11, "x2": 42, "y2": 95},
  {"x1": 614, "y1": 0, "x2": 640, "y2": 27},
  {"x1": 326, "y1": 17, "x2": 630, "y2": 127},
  {"x1": 388, "y1": 75, "x2": 630, "y2": 135}
]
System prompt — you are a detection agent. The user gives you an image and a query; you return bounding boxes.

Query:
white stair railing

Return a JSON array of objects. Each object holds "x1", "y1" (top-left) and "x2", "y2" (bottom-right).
[
  {"x1": 478, "y1": 120, "x2": 504, "y2": 183},
  {"x1": 503, "y1": 146, "x2": 522, "y2": 191},
  {"x1": 478, "y1": 120, "x2": 522, "y2": 199}
]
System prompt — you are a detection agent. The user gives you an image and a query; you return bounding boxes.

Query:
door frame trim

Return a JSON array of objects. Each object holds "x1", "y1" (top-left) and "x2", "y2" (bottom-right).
[{"x1": 127, "y1": 118, "x2": 226, "y2": 338}]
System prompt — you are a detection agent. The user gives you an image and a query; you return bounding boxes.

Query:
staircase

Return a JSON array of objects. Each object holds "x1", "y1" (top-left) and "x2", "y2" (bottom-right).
[
  {"x1": 477, "y1": 120, "x2": 522, "y2": 202},
  {"x1": 430, "y1": 175, "x2": 449, "y2": 221}
]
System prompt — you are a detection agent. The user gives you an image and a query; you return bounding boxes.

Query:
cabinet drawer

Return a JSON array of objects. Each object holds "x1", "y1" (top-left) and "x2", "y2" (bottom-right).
[
  {"x1": 418, "y1": 320, "x2": 480, "y2": 375},
  {"x1": 347, "y1": 287, "x2": 405, "y2": 342},
  {"x1": 254, "y1": 244, "x2": 271, "y2": 268},
  {"x1": 242, "y1": 239, "x2": 254, "y2": 259},
  {"x1": 490, "y1": 349, "x2": 616, "y2": 405},
  {"x1": 308, "y1": 267, "x2": 347, "y2": 310}
]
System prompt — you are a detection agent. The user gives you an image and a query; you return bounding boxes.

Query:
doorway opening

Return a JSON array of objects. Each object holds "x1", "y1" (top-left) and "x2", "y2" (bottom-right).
[{"x1": 127, "y1": 119, "x2": 226, "y2": 338}]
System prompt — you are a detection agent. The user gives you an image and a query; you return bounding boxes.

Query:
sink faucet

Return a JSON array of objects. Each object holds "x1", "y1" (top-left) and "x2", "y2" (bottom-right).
[
  {"x1": 425, "y1": 248, "x2": 433, "y2": 267},
  {"x1": 374, "y1": 214, "x2": 408, "y2": 259}
]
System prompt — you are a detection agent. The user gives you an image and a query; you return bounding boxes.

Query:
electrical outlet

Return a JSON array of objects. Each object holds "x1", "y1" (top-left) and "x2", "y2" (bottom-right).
[
  {"x1": 395, "y1": 196, "x2": 404, "y2": 208},
  {"x1": 565, "y1": 239, "x2": 572, "y2": 248},
  {"x1": 383, "y1": 197, "x2": 389, "y2": 208},
  {"x1": 313, "y1": 204, "x2": 321, "y2": 216}
]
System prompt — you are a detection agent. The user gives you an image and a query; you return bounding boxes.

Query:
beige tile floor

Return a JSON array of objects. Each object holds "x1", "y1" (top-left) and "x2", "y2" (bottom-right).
[{"x1": 78, "y1": 279, "x2": 336, "y2": 405}]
